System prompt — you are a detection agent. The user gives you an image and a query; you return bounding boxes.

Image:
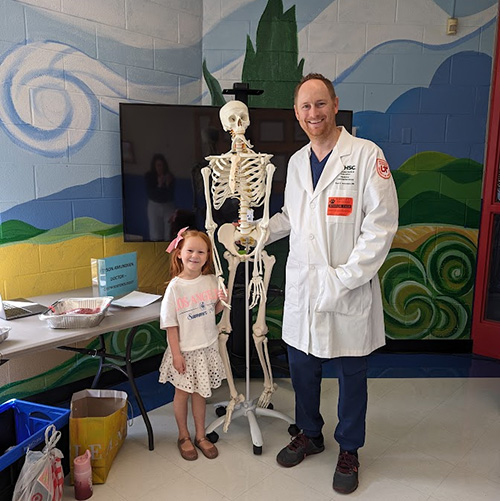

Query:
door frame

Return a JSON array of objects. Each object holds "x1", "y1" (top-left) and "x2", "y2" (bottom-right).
[{"x1": 472, "y1": 12, "x2": 500, "y2": 359}]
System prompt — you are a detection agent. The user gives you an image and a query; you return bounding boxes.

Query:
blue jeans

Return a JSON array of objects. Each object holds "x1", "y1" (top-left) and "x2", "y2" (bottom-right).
[{"x1": 287, "y1": 344, "x2": 368, "y2": 452}]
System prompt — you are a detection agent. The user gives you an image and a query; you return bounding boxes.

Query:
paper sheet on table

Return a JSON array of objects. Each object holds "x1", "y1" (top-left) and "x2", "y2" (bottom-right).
[{"x1": 111, "y1": 291, "x2": 162, "y2": 308}]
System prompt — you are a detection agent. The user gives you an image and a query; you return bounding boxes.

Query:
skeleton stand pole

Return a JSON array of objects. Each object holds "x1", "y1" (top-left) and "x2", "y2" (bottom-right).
[{"x1": 205, "y1": 258, "x2": 295, "y2": 455}]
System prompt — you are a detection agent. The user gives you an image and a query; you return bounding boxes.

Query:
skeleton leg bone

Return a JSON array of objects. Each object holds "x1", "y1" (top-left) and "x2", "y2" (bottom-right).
[
  {"x1": 216, "y1": 251, "x2": 244, "y2": 431},
  {"x1": 218, "y1": 333, "x2": 245, "y2": 432},
  {"x1": 250, "y1": 251, "x2": 277, "y2": 408}
]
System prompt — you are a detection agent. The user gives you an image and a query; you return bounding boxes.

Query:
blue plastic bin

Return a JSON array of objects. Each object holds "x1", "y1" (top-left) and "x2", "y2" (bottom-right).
[{"x1": 0, "y1": 399, "x2": 70, "y2": 499}]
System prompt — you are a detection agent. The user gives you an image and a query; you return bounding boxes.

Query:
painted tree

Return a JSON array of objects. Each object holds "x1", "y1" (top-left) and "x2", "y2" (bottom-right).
[
  {"x1": 203, "y1": 0, "x2": 304, "y2": 108},
  {"x1": 242, "y1": 0, "x2": 304, "y2": 108}
]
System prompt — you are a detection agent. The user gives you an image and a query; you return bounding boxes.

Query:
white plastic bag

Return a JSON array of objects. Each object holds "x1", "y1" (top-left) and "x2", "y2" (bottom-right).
[{"x1": 12, "y1": 424, "x2": 64, "y2": 501}]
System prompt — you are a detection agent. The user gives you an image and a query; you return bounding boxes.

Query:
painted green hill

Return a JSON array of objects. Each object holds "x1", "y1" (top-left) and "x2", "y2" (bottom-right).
[
  {"x1": 0, "y1": 217, "x2": 122, "y2": 246},
  {"x1": 393, "y1": 152, "x2": 483, "y2": 228},
  {"x1": 398, "y1": 151, "x2": 456, "y2": 172},
  {"x1": 33, "y1": 218, "x2": 122, "y2": 243},
  {"x1": 0, "y1": 220, "x2": 47, "y2": 244},
  {"x1": 397, "y1": 192, "x2": 481, "y2": 228}
]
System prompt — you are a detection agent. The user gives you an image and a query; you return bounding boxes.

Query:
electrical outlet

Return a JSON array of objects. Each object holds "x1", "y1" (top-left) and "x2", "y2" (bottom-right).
[{"x1": 447, "y1": 17, "x2": 458, "y2": 35}]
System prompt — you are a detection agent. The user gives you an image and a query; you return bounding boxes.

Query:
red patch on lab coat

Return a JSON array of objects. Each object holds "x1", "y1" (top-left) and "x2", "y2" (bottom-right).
[
  {"x1": 376, "y1": 158, "x2": 391, "y2": 179},
  {"x1": 328, "y1": 197, "x2": 353, "y2": 216}
]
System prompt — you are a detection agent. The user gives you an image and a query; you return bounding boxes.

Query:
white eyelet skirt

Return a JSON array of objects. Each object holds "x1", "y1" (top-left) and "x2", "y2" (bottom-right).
[{"x1": 159, "y1": 339, "x2": 226, "y2": 398}]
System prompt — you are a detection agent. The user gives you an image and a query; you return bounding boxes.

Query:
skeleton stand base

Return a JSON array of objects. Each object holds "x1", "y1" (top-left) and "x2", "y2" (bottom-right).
[{"x1": 205, "y1": 260, "x2": 295, "y2": 454}]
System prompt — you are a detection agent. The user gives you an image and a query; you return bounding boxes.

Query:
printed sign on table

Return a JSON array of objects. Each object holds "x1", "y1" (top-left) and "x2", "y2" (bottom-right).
[{"x1": 91, "y1": 252, "x2": 138, "y2": 297}]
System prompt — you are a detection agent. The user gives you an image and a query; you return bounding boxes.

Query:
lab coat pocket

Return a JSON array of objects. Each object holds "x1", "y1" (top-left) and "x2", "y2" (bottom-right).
[{"x1": 315, "y1": 270, "x2": 372, "y2": 315}]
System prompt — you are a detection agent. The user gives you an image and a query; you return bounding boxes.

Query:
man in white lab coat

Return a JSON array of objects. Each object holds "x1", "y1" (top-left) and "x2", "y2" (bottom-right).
[{"x1": 268, "y1": 73, "x2": 398, "y2": 494}]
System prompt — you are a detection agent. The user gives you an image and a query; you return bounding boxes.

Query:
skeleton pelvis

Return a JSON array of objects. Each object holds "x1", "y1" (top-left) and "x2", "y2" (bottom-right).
[{"x1": 218, "y1": 223, "x2": 262, "y2": 256}]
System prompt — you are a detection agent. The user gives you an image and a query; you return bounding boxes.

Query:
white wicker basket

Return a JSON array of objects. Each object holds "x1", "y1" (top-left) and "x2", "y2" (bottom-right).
[{"x1": 39, "y1": 297, "x2": 113, "y2": 329}]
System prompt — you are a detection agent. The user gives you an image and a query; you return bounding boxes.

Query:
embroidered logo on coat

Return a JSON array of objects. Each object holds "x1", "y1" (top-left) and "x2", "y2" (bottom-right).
[
  {"x1": 334, "y1": 165, "x2": 356, "y2": 186},
  {"x1": 376, "y1": 158, "x2": 391, "y2": 179},
  {"x1": 328, "y1": 197, "x2": 353, "y2": 216}
]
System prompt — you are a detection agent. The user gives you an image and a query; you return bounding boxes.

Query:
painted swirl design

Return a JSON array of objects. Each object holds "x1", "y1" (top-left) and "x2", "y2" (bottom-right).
[
  {"x1": 0, "y1": 41, "x2": 125, "y2": 156},
  {"x1": 109, "y1": 322, "x2": 165, "y2": 361},
  {"x1": 380, "y1": 231, "x2": 476, "y2": 340},
  {"x1": 419, "y1": 232, "x2": 476, "y2": 296}
]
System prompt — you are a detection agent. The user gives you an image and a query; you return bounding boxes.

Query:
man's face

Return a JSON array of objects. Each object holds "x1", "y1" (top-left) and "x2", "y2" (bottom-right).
[{"x1": 294, "y1": 79, "x2": 339, "y2": 141}]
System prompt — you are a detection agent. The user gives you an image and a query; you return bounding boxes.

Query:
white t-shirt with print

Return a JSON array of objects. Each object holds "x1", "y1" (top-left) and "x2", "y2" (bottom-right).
[{"x1": 160, "y1": 274, "x2": 219, "y2": 352}]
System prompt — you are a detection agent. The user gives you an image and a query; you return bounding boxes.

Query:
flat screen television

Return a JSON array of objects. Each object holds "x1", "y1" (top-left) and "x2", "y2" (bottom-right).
[{"x1": 119, "y1": 103, "x2": 353, "y2": 242}]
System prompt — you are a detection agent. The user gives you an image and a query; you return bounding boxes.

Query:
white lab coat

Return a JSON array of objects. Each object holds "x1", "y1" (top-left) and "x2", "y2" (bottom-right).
[{"x1": 267, "y1": 127, "x2": 399, "y2": 358}]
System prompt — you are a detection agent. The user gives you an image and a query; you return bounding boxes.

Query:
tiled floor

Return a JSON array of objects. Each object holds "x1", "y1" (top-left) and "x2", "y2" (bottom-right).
[{"x1": 62, "y1": 376, "x2": 500, "y2": 500}]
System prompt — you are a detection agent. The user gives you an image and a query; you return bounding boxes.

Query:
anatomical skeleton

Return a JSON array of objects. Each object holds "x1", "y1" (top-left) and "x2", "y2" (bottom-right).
[{"x1": 202, "y1": 100, "x2": 277, "y2": 431}]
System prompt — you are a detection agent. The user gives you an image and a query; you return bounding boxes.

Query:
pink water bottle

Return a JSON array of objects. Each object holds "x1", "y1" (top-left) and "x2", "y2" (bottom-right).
[{"x1": 73, "y1": 449, "x2": 93, "y2": 500}]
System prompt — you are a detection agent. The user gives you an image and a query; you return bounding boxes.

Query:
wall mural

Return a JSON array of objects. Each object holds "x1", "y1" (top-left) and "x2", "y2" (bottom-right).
[
  {"x1": 0, "y1": 0, "x2": 496, "y2": 399},
  {"x1": 203, "y1": 0, "x2": 494, "y2": 341}
]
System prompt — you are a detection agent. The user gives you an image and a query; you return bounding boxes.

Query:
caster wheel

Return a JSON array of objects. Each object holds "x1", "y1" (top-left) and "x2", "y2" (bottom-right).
[
  {"x1": 253, "y1": 445, "x2": 262, "y2": 455},
  {"x1": 288, "y1": 424, "x2": 300, "y2": 437},
  {"x1": 206, "y1": 431, "x2": 219, "y2": 443},
  {"x1": 215, "y1": 406, "x2": 227, "y2": 417}
]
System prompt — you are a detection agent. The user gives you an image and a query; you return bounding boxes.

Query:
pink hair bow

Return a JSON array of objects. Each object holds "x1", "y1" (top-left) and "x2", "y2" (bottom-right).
[{"x1": 166, "y1": 226, "x2": 189, "y2": 253}]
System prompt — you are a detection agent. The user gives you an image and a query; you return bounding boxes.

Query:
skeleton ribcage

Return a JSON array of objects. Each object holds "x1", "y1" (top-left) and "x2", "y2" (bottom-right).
[{"x1": 208, "y1": 153, "x2": 273, "y2": 210}]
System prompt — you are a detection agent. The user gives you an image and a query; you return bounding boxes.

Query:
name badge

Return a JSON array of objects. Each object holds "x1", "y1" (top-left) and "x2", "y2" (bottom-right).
[{"x1": 327, "y1": 197, "x2": 353, "y2": 216}]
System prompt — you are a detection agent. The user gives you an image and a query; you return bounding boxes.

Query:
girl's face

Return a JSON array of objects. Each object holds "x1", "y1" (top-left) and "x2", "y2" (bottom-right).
[{"x1": 178, "y1": 236, "x2": 209, "y2": 278}]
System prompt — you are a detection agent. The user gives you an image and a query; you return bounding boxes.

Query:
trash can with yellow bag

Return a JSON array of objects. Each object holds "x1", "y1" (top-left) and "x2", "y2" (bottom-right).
[{"x1": 69, "y1": 389, "x2": 128, "y2": 484}]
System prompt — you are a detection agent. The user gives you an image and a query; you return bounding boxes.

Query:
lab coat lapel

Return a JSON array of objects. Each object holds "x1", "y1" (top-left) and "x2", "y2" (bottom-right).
[
  {"x1": 312, "y1": 127, "x2": 352, "y2": 199},
  {"x1": 298, "y1": 144, "x2": 315, "y2": 197}
]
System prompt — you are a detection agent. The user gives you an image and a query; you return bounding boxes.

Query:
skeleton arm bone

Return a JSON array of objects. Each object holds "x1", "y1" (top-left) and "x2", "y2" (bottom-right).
[
  {"x1": 217, "y1": 251, "x2": 237, "y2": 335},
  {"x1": 247, "y1": 162, "x2": 276, "y2": 308},
  {"x1": 201, "y1": 166, "x2": 230, "y2": 307},
  {"x1": 252, "y1": 162, "x2": 275, "y2": 253}
]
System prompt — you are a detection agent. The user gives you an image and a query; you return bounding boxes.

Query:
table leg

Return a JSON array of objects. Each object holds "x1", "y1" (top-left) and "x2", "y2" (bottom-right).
[
  {"x1": 58, "y1": 328, "x2": 155, "y2": 451},
  {"x1": 126, "y1": 327, "x2": 155, "y2": 451},
  {"x1": 91, "y1": 335, "x2": 106, "y2": 388}
]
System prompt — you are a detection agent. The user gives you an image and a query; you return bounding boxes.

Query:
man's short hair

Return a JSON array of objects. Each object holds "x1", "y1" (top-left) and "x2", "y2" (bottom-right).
[{"x1": 294, "y1": 73, "x2": 337, "y2": 104}]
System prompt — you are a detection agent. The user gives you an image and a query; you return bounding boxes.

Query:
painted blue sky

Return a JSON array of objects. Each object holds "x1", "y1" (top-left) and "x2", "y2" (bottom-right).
[
  {"x1": 3, "y1": 46, "x2": 491, "y2": 230},
  {"x1": 0, "y1": 0, "x2": 496, "y2": 230},
  {"x1": 354, "y1": 51, "x2": 492, "y2": 168}
]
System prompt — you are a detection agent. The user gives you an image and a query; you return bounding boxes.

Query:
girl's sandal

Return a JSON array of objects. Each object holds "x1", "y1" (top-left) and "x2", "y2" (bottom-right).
[
  {"x1": 177, "y1": 436, "x2": 198, "y2": 461},
  {"x1": 195, "y1": 437, "x2": 218, "y2": 459}
]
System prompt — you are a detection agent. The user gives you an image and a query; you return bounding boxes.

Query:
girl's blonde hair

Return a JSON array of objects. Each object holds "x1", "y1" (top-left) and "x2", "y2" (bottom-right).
[{"x1": 168, "y1": 229, "x2": 214, "y2": 278}]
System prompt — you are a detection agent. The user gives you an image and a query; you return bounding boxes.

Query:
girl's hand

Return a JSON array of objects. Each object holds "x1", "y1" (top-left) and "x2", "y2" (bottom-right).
[
  {"x1": 172, "y1": 353, "x2": 186, "y2": 374},
  {"x1": 218, "y1": 288, "x2": 228, "y2": 303}
]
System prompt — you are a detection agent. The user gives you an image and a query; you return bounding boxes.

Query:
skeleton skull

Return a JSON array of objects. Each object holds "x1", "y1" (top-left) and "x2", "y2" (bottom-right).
[{"x1": 220, "y1": 100, "x2": 250, "y2": 134}]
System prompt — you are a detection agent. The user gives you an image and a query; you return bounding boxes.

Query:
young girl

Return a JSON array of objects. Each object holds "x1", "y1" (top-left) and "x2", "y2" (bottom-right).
[{"x1": 159, "y1": 227, "x2": 227, "y2": 461}]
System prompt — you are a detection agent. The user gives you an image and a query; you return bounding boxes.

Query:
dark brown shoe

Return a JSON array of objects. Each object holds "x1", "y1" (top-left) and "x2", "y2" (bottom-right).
[
  {"x1": 276, "y1": 433, "x2": 324, "y2": 467},
  {"x1": 177, "y1": 436, "x2": 198, "y2": 461},
  {"x1": 195, "y1": 437, "x2": 218, "y2": 459},
  {"x1": 333, "y1": 451, "x2": 359, "y2": 494}
]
